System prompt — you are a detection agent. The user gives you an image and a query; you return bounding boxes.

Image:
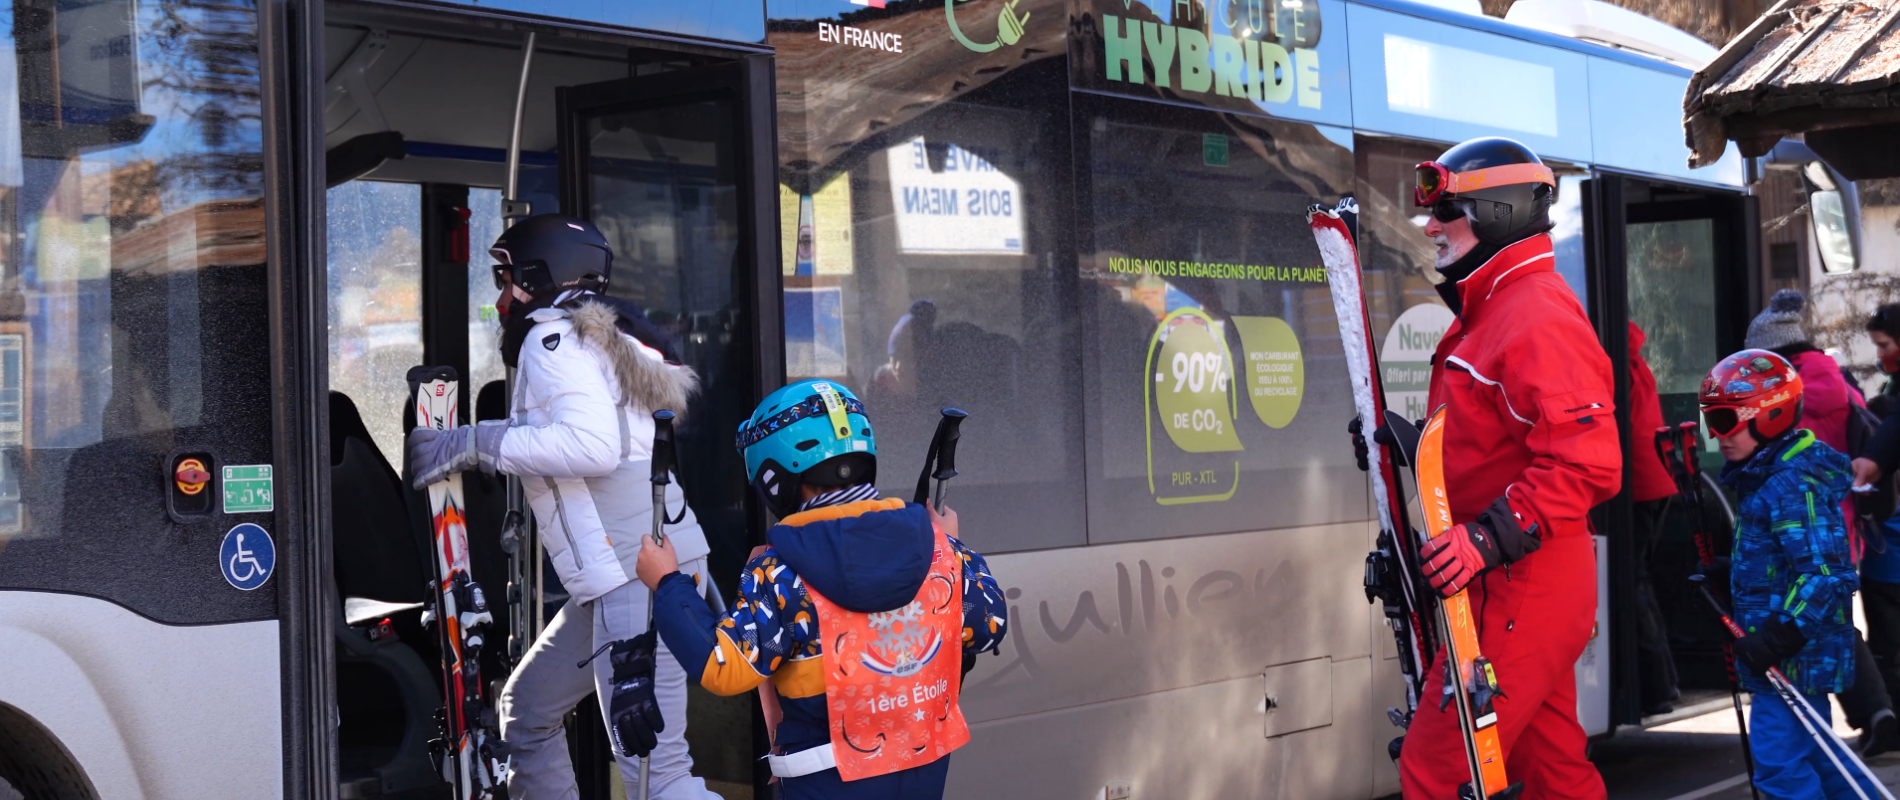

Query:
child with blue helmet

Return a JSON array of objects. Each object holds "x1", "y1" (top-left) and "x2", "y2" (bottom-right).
[{"x1": 634, "y1": 379, "x2": 1008, "y2": 799}]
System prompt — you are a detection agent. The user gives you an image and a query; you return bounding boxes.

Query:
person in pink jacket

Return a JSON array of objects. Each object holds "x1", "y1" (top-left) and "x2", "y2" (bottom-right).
[{"x1": 1745, "y1": 289, "x2": 1866, "y2": 455}]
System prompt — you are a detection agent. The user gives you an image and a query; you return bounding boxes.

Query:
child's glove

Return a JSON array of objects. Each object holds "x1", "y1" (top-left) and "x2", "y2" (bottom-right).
[{"x1": 1734, "y1": 616, "x2": 1807, "y2": 676}]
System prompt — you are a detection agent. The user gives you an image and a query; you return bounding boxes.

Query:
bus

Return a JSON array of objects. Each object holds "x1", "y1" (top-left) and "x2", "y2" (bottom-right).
[{"x1": 0, "y1": 0, "x2": 1862, "y2": 797}]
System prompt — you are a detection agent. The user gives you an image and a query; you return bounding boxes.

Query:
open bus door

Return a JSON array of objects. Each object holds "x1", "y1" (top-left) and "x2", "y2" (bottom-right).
[
  {"x1": 1584, "y1": 174, "x2": 1759, "y2": 732},
  {"x1": 554, "y1": 57, "x2": 782, "y2": 796}
]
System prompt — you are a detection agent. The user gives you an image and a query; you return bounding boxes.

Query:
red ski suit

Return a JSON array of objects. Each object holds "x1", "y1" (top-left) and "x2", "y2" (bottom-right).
[{"x1": 1398, "y1": 235, "x2": 1619, "y2": 800}]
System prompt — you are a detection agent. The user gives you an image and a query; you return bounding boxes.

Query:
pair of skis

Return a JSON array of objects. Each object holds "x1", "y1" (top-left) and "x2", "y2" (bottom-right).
[
  {"x1": 1655, "y1": 422, "x2": 1760, "y2": 800},
  {"x1": 408, "y1": 366, "x2": 510, "y2": 798},
  {"x1": 1313, "y1": 200, "x2": 1518, "y2": 800}
]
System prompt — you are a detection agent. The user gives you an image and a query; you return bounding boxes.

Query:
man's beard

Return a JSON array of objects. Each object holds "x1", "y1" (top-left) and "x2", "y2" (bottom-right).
[{"x1": 1433, "y1": 233, "x2": 1475, "y2": 270}]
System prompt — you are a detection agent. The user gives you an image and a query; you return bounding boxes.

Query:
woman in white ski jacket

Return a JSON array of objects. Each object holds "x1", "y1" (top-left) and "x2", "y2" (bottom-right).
[{"x1": 406, "y1": 214, "x2": 719, "y2": 800}]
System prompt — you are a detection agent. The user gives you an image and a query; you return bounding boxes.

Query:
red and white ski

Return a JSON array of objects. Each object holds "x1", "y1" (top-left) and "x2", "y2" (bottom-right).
[
  {"x1": 408, "y1": 366, "x2": 509, "y2": 798},
  {"x1": 1310, "y1": 199, "x2": 1438, "y2": 732}
]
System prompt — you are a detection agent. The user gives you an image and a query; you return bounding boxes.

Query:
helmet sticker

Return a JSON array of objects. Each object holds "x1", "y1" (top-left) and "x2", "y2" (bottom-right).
[
  {"x1": 815, "y1": 383, "x2": 851, "y2": 439},
  {"x1": 1751, "y1": 357, "x2": 1774, "y2": 372}
]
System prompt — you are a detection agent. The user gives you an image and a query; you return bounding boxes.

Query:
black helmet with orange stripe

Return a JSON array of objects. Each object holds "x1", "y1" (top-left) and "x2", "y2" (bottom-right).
[{"x1": 1415, "y1": 137, "x2": 1557, "y2": 248}]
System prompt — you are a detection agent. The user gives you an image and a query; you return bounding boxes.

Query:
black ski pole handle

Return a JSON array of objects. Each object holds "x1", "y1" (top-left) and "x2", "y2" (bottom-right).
[
  {"x1": 651, "y1": 410, "x2": 675, "y2": 545},
  {"x1": 913, "y1": 408, "x2": 968, "y2": 511},
  {"x1": 1688, "y1": 574, "x2": 1740, "y2": 634}
]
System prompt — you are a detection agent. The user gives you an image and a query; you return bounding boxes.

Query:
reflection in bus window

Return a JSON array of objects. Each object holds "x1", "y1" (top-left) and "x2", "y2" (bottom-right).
[
  {"x1": 466, "y1": 188, "x2": 505, "y2": 398},
  {"x1": 1081, "y1": 96, "x2": 1361, "y2": 543},
  {"x1": 1355, "y1": 136, "x2": 1449, "y2": 342},
  {"x1": 327, "y1": 180, "x2": 422, "y2": 466},
  {"x1": 0, "y1": 0, "x2": 274, "y2": 624},
  {"x1": 1629, "y1": 219, "x2": 1720, "y2": 398},
  {"x1": 777, "y1": 59, "x2": 1086, "y2": 554},
  {"x1": 1550, "y1": 174, "x2": 1589, "y2": 307}
]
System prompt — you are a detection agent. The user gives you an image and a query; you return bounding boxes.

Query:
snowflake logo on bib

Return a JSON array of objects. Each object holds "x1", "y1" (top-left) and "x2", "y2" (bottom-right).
[{"x1": 861, "y1": 600, "x2": 943, "y2": 677}]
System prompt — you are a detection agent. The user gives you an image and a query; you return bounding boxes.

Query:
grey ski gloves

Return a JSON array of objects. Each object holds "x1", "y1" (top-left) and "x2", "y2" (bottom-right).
[{"x1": 406, "y1": 420, "x2": 508, "y2": 489}]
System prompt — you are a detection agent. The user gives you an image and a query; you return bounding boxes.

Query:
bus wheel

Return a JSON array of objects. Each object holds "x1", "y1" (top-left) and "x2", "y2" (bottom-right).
[{"x1": 0, "y1": 702, "x2": 97, "y2": 800}]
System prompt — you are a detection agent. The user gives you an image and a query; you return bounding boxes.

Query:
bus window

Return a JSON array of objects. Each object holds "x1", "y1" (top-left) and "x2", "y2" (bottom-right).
[
  {"x1": 1079, "y1": 93, "x2": 1360, "y2": 542},
  {"x1": 1354, "y1": 137, "x2": 1445, "y2": 328},
  {"x1": 466, "y1": 188, "x2": 506, "y2": 396},
  {"x1": 0, "y1": 0, "x2": 273, "y2": 625},
  {"x1": 327, "y1": 180, "x2": 423, "y2": 465},
  {"x1": 775, "y1": 58, "x2": 1087, "y2": 554},
  {"x1": 1551, "y1": 174, "x2": 1590, "y2": 307},
  {"x1": 1628, "y1": 219, "x2": 1721, "y2": 420}
]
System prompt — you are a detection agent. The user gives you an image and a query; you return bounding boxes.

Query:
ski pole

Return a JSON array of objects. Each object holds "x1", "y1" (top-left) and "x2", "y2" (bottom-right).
[
  {"x1": 1692, "y1": 576, "x2": 1892, "y2": 800},
  {"x1": 1667, "y1": 430, "x2": 1761, "y2": 800},
  {"x1": 912, "y1": 408, "x2": 967, "y2": 512},
  {"x1": 640, "y1": 409, "x2": 677, "y2": 800},
  {"x1": 1780, "y1": 672, "x2": 1895, "y2": 800}
]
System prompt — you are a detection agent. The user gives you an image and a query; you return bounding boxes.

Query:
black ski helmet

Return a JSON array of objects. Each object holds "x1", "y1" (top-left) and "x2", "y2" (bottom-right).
[
  {"x1": 490, "y1": 214, "x2": 613, "y2": 302},
  {"x1": 1416, "y1": 137, "x2": 1556, "y2": 248}
]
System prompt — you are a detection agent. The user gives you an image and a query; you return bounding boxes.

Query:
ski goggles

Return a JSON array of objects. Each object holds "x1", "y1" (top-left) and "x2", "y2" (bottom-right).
[
  {"x1": 1698, "y1": 403, "x2": 1757, "y2": 439},
  {"x1": 1428, "y1": 198, "x2": 1478, "y2": 224},
  {"x1": 1414, "y1": 161, "x2": 1556, "y2": 206},
  {"x1": 734, "y1": 393, "x2": 869, "y2": 451}
]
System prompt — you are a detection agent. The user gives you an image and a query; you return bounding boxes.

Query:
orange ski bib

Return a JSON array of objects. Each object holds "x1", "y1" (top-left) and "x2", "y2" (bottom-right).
[{"x1": 806, "y1": 527, "x2": 971, "y2": 781}]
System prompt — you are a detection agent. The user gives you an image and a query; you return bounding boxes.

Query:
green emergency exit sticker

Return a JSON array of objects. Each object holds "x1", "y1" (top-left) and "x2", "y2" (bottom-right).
[
  {"x1": 1203, "y1": 133, "x2": 1228, "y2": 167},
  {"x1": 223, "y1": 465, "x2": 274, "y2": 514}
]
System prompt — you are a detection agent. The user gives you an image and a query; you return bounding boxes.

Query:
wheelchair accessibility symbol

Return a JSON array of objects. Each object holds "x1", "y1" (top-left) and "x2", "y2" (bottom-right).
[{"x1": 220, "y1": 523, "x2": 275, "y2": 591}]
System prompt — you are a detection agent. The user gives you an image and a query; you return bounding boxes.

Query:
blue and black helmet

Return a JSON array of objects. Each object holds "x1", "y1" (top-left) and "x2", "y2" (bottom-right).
[{"x1": 735, "y1": 379, "x2": 877, "y2": 516}]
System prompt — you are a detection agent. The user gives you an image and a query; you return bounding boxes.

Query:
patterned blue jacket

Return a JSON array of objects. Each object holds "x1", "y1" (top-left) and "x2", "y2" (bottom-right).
[
  {"x1": 1721, "y1": 429, "x2": 1859, "y2": 695},
  {"x1": 649, "y1": 496, "x2": 1007, "y2": 797}
]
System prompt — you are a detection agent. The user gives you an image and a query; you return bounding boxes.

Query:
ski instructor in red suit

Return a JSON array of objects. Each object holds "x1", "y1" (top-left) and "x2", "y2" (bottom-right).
[{"x1": 1401, "y1": 137, "x2": 1619, "y2": 799}]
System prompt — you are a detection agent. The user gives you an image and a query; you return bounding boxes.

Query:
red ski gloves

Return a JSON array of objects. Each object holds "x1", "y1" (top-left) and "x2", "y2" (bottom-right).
[{"x1": 1419, "y1": 496, "x2": 1542, "y2": 597}]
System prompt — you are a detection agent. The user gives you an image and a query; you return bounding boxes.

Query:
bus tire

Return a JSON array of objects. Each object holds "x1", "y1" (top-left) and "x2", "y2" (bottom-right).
[{"x1": 0, "y1": 701, "x2": 98, "y2": 800}]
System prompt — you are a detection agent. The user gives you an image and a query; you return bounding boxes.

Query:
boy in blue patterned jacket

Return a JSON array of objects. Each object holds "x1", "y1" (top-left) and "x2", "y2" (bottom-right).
[
  {"x1": 1702, "y1": 349, "x2": 1876, "y2": 799},
  {"x1": 633, "y1": 379, "x2": 1007, "y2": 800}
]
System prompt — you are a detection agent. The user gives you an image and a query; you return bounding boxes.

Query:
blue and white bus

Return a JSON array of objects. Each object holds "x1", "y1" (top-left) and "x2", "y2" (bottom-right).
[{"x1": 0, "y1": 0, "x2": 1859, "y2": 797}]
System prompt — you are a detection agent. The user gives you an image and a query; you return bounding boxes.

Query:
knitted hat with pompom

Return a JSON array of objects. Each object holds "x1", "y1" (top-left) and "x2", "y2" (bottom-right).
[{"x1": 1744, "y1": 289, "x2": 1810, "y2": 352}]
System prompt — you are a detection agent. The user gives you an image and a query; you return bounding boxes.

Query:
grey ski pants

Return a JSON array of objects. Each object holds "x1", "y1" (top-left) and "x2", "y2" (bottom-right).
[{"x1": 499, "y1": 559, "x2": 719, "y2": 800}]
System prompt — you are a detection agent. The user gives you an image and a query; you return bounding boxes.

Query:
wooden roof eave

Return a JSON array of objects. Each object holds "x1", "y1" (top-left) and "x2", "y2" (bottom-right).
[{"x1": 1685, "y1": 0, "x2": 1804, "y2": 168}]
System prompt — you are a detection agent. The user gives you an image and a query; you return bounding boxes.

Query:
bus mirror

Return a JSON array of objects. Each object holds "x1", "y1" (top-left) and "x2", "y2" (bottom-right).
[{"x1": 1804, "y1": 161, "x2": 1858, "y2": 274}]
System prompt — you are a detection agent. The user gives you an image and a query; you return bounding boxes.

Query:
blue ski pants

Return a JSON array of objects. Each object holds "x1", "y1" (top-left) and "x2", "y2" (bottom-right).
[{"x1": 1750, "y1": 688, "x2": 1882, "y2": 800}]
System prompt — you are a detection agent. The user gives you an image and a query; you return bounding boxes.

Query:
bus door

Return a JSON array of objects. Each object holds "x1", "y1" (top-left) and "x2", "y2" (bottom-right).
[
  {"x1": 1585, "y1": 174, "x2": 1757, "y2": 731},
  {"x1": 0, "y1": 0, "x2": 283, "y2": 795},
  {"x1": 555, "y1": 58, "x2": 781, "y2": 796}
]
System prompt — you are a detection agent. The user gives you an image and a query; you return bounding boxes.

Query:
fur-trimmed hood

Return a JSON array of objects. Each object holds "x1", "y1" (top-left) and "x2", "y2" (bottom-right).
[{"x1": 568, "y1": 299, "x2": 700, "y2": 416}]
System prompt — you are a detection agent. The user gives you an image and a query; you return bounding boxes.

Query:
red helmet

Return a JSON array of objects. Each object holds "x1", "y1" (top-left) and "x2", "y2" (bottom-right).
[{"x1": 1699, "y1": 349, "x2": 1804, "y2": 440}]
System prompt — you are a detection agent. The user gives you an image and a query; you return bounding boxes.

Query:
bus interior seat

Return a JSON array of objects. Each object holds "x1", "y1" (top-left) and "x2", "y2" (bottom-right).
[
  {"x1": 331, "y1": 390, "x2": 429, "y2": 608},
  {"x1": 476, "y1": 379, "x2": 506, "y2": 424},
  {"x1": 330, "y1": 390, "x2": 441, "y2": 798}
]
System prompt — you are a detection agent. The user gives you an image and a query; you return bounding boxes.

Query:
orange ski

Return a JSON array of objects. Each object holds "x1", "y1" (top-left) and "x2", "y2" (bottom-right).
[{"x1": 1416, "y1": 406, "x2": 1520, "y2": 800}]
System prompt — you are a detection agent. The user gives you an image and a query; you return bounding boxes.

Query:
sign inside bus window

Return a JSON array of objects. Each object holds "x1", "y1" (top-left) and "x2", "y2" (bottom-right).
[
  {"x1": 1140, "y1": 305, "x2": 1309, "y2": 505},
  {"x1": 1094, "y1": 0, "x2": 1322, "y2": 109},
  {"x1": 885, "y1": 137, "x2": 1024, "y2": 255}
]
